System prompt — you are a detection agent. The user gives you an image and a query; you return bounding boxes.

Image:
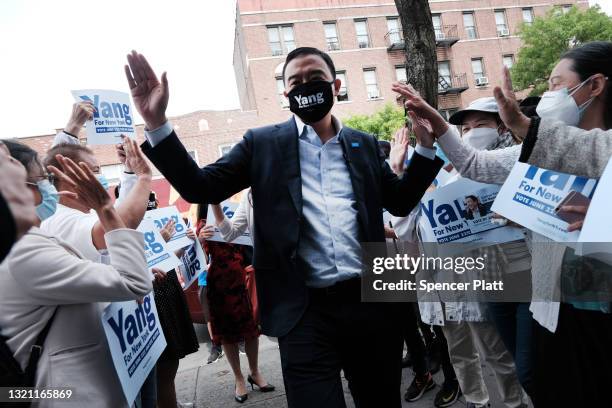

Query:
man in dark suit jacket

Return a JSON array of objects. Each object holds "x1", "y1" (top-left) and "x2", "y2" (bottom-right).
[{"x1": 126, "y1": 48, "x2": 443, "y2": 408}]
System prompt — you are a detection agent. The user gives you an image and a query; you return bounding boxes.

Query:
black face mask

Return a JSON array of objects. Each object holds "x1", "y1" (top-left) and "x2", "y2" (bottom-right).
[{"x1": 288, "y1": 80, "x2": 335, "y2": 124}]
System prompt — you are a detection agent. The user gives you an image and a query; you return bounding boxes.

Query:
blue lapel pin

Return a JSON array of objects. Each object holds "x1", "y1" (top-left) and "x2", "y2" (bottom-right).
[{"x1": 351, "y1": 142, "x2": 360, "y2": 147}]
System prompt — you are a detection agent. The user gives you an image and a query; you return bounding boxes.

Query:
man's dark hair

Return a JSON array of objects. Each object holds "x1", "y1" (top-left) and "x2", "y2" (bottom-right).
[
  {"x1": 282, "y1": 47, "x2": 336, "y2": 83},
  {"x1": 465, "y1": 195, "x2": 479, "y2": 202}
]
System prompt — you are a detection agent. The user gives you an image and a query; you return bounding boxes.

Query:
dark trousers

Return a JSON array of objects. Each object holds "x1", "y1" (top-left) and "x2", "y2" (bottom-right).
[
  {"x1": 278, "y1": 279, "x2": 403, "y2": 408},
  {"x1": 534, "y1": 303, "x2": 612, "y2": 406},
  {"x1": 403, "y1": 303, "x2": 456, "y2": 383},
  {"x1": 488, "y1": 301, "x2": 534, "y2": 397}
]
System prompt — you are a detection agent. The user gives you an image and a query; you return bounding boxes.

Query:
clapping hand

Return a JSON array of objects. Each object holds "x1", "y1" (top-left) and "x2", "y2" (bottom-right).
[
  {"x1": 121, "y1": 136, "x2": 151, "y2": 178},
  {"x1": 392, "y1": 82, "x2": 449, "y2": 138},
  {"x1": 125, "y1": 51, "x2": 168, "y2": 130},
  {"x1": 47, "y1": 155, "x2": 108, "y2": 211}
]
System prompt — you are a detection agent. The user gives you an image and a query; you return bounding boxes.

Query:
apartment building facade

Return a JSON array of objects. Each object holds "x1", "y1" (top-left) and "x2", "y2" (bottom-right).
[{"x1": 234, "y1": 0, "x2": 586, "y2": 122}]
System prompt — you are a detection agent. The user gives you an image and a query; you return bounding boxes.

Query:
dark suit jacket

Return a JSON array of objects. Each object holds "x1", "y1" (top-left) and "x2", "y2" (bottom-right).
[{"x1": 142, "y1": 117, "x2": 443, "y2": 337}]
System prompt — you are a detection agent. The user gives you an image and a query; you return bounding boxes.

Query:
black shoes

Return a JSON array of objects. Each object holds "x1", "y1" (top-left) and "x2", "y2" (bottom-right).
[
  {"x1": 247, "y1": 375, "x2": 276, "y2": 392},
  {"x1": 434, "y1": 379, "x2": 461, "y2": 407},
  {"x1": 404, "y1": 372, "x2": 435, "y2": 402}
]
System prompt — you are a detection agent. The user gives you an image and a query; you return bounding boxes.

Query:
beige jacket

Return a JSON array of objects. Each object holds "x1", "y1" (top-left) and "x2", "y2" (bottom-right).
[{"x1": 0, "y1": 227, "x2": 151, "y2": 407}]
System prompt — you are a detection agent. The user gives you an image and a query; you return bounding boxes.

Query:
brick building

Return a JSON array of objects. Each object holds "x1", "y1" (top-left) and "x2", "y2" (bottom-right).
[{"x1": 21, "y1": 0, "x2": 585, "y2": 190}]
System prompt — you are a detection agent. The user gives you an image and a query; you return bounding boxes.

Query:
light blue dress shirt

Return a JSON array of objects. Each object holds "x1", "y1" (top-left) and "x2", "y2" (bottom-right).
[{"x1": 294, "y1": 116, "x2": 364, "y2": 288}]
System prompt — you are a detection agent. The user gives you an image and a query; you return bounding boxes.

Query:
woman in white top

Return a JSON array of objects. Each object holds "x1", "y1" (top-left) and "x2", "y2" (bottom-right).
[{"x1": 0, "y1": 140, "x2": 151, "y2": 408}]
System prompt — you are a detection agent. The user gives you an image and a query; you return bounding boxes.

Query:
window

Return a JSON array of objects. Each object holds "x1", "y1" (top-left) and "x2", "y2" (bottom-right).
[
  {"x1": 522, "y1": 8, "x2": 534, "y2": 25},
  {"x1": 218, "y1": 143, "x2": 236, "y2": 157},
  {"x1": 387, "y1": 17, "x2": 401, "y2": 44},
  {"x1": 354, "y1": 19, "x2": 370, "y2": 48},
  {"x1": 503, "y1": 54, "x2": 514, "y2": 69},
  {"x1": 463, "y1": 12, "x2": 477, "y2": 39},
  {"x1": 276, "y1": 77, "x2": 289, "y2": 107},
  {"x1": 267, "y1": 25, "x2": 295, "y2": 56},
  {"x1": 101, "y1": 164, "x2": 122, "y2": 186},
  {"x1": 198, "y1": 119, "x2": 209, "y2": 132},
  {"x1": 395, "y1": 66, "x2": 407, "y2": 83},
  {"x1": 432, "y1": 14, "x2": 443, "y2": 40},
  {"x1": 335, "y1": 71, "x2": 349, "y2": 102},
  {"x1": 495, "y1": 10, "x2": 508, "y2": 36},
  {"x1": 562, "y1": 5, "x2": 573, "y2": 14},
  {"x1": 438, "y1": 61, "x2": 452, "y2": 91},
  {"x1": 439, "y1": 109, "x2": 458, "y2": 122},
  {"x1": 324, "y1": 22, "x2": 340, "y2": 51},
  {"x1": 363, "y1": 68, "x2": 380, "y2": 99},
  {"x1": 472, "y1": 58, "x2": 486, "y2": 84}
]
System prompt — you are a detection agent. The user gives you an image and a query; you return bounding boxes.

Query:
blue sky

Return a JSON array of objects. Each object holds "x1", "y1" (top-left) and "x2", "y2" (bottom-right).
[{"x1": 0, "y1": 0, "x2": 610, "y2": 138}]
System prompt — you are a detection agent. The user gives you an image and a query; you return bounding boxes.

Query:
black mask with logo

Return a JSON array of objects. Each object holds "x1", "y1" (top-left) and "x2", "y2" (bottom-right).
[{"x1": 287, "y1": 80, "x2": 335, "y2": 124}]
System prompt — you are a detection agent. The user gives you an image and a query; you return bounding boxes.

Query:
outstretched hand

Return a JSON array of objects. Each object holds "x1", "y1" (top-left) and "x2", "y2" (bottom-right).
[
  {"x1": 408, "y1": 111, "x2": 435, "y2": 149},
  {"x1": 391, "y1": 82, "x2": 449, "y2": 137},
  {"x1": 125, "y1": 50, "x2": 169, "y2": 130},
  {"x1": 493, "y1": 67, "x2": 531, "y2": 141}
]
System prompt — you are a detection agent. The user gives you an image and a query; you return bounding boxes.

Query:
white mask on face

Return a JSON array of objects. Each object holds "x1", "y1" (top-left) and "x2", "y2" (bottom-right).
[
  {"x1": 462, "y1": 127, "x2": 499, "y2": 150},
  {"x1": 536, "y1": 77, "x2": 594, "y2": 126}
]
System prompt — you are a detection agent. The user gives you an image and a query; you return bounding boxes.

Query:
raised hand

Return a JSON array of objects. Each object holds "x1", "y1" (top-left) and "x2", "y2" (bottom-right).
[
  {"x1": 493, "y1": 67, "x2": 531, "y2": 140},
  {"x1": 391, "y1": 82, "x2": 449, "y2": 137},
  {"x1": 125, "y1": 50, "x2": 168, "y2": 130},
  {"x1": 47, "y1": 155, "x2": 111, "y2": 212},
  {"x1": 389, "y1": 127, "x2": 410, "y2": 175},
  {"x1": 160, "y1": 219, "x2": 176, "y2": 242},
  {"x1": 122, "y1": 136, "x2": 152, "y2": 178},
  {"x1": 65, "y1": 101, "x2": 95, "y2": 136}
]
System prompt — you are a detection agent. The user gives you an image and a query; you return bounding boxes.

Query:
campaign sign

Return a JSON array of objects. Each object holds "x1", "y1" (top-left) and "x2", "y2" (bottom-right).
[
  {"x1": 71, "y1": 89, "x2": 136, "y2": 145},
  {"x1": 178, "y1": 236, "x2": 208, "y2": 289},
  {"x1": 144, "y1": 206, "x2": 193, "y2": 252},
  {"x1": 492, "y1": 162, "x2": 598, "y2": 243},
  {"x1": 206, "y1": 201, "x2": 253, "y2": 246},
  {"x1": 418, "y1": 177, "x2": 524, "y2": 247},
  {"x1": 102, "y1": 294, "x2": 167, "y2": 406},
  {"x1": 137, "y1": 219, "x2": 181, "y2": 272}
]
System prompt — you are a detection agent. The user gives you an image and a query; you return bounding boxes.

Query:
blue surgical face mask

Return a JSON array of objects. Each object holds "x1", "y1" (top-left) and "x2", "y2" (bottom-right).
[
  {"x1": 536, "y1": 76, "x2": 595, "y2": 126},
  {"x1": 34, "y1": 179, "x2": 59, "y2": 221},
  {"x1": 96, "y1": 174, "x2": 109, "y2": 190}
]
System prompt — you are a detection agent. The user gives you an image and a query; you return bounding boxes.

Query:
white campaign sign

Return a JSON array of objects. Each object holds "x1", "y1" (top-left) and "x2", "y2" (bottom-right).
[
  {"x1": 418, "y1": 177, "x2": 524, "y2": 252},
  {"x1": 144, "y1": 206, "x2": 193, "y2": 252},
  {"x1": 178, "y1": 234, "x2": 208, "y2": 289},
  {"x1": 137, "y1": 219, "x2": 181, "y2": 272},
  {"x1": 492, "y1": 162, "x2": 598, "y2": 243},
  {"x1": 71, "y1": 89, "x2": 136, "y2": 145},
  {"x1": 206, "y1": 201, "x2": 253, "y2": 246},
  {"x1": 102, "y1": 293, "x2": 167, "y2": 406}
]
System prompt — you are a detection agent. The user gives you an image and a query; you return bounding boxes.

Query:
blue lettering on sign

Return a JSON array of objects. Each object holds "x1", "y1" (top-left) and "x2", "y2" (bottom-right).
[
  {"x1": 153, "y1": 216, "x2": 185, "y2": 234},
  {"x1": 523, "y1": 165, "x2": 591, "y2": 196},
  {"x1": 79, "y1": 94, "x2": 132, "y2": 125},
  {"x1": 512, "y1": 192, "x2": 556, "y2": 216},
  {"x1": 182, "y1": 245, "x2": 201, "y2": 280},
  {"x1": 420, "y1": 198, "x2": 467, "y2": 229},
  {"x1": 222, "y1": 205, "x2": 235, "y2": 219},
  {"x1": 144, "y1": 231, "x2": 163, "y2": 254},
  {"x1": 107, "y1": 296, "x2": 157, "y2": 354}
]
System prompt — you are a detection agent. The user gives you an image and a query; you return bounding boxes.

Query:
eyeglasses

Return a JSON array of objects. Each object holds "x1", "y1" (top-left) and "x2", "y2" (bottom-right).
[{"x1": 26, "y1": 173, "x2": 55, "y2": 185}]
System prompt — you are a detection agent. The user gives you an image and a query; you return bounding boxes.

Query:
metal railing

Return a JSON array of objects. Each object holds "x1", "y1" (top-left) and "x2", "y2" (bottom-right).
[{"x1": 438, "y1": 73, "x2": 468, "y2": 94}]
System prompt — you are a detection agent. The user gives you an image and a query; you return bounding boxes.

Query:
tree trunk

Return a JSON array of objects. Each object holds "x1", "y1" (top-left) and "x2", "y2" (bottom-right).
[{"x1": 394, "y1": 0, "x2": 438, "y2": 109}]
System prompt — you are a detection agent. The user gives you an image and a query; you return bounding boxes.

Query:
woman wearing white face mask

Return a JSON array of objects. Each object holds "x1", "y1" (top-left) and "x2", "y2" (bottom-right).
[{"x1": 392, "y1": 40, "x2": 612, "y2": 406}]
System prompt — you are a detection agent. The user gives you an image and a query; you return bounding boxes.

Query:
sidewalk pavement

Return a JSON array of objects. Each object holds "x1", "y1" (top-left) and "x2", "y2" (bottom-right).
[{"x1": 175, "y1": 325, "x2": 510, "y2": 408}]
